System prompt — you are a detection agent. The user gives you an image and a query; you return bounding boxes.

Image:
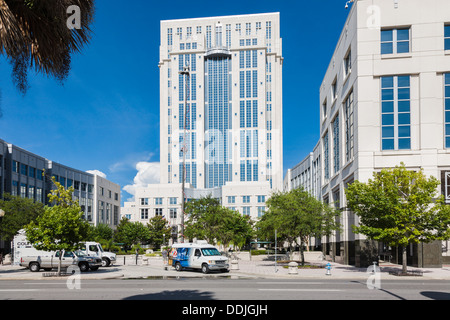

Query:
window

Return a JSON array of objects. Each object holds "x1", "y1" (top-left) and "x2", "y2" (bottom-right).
[
  {"x1": 236, "y1": 23, "x2": 241, "y2": 35},
  {"x1": 155, "y1": 208, "x2": 163, "y2": 216},
  {"x1": 331, "y1": 78, "x2": 337, "y2": 101},
  {"x1": 155, "y1": 197, "x2": 163, "y2": 205},
  {"x1": 170, "y1": 208, "x2": 177, "y2": 219},
  {"x1": 169, "y1": 197, "x2": 177, "y2": 205},
  {"x1": 12, "y1": 161, "x2": 18, "y2": 173},
  {"x1": 257, "y1": 195, "x2": 265, "y2": 203},
  {"x1": 246, "y1": 23, "x2": 251, "y2": 36},
  {"x1": 322, "y1": 99, "x2": 327, "y2": 119},
  {"x1": 381, "y1": 75, "x2": 411, "y2": 150},
  {"x1": 29, "y1": 167, "x2": 35, "y2": 178},
  {"x1": 344, "y1": 50, "x2": 351, "y2": 78},
  {"x1": 242, "y1": 207, "x2": 251, "y2": 216},
  {"x1": 228, "y1": 196, "x2": 236, "y2": 204},
  {"x1": 140, "y1": 208, "x2": 148, "y2": 220},
  {"x1": 323, "y1": 132, "x2": 330, "y2": 180},
  {"x1": 333, "y1": 115, "x2": 340, "y2": 174},
  {"x1": 445, "y1": 74, "x2": 450, "y2": 148},
  {"x1": 242, "y1": 195, "x2": 250, "y2": 203},
  {"x1": 140, "y1": 198, "x2": 149, "y2": 206},
  {"x1": 381, "y1": 28, "x2": 410, "y2": 54},
  {"x1": 257, "y1": 206, "x2": 265, "y2": 218},
  {"x1": 265, "y1": 21, "x2": 272, "y2": 40},
  {"x1": 344, "y1": 90, "x2": 354, "y2": 162},
  {"x1": 167, "y1": 28, "x2": 173, "y2": 46},
  {"x1": 446, "y1": 25, "x2": 450, "y2": 51}
]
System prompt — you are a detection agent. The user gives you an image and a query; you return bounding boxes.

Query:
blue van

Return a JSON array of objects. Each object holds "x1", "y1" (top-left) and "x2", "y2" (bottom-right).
[{"x1": 170, "y1": 241, "x2": 230, "y2": 274}]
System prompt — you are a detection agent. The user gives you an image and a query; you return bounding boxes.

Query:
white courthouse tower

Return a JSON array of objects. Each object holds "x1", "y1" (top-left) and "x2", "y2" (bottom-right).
[{"x1": 158, "y1": 13, "x2": 283, "y2": 192}]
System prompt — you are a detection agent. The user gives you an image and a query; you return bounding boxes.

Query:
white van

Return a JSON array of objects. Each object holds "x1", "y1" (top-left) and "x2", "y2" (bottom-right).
[
  {"x1": 80, "y1": 242, "x2": 116, "y2": 267},
  {"x1": 169, "y1": 240, "x2": 229, "y2": 274}
]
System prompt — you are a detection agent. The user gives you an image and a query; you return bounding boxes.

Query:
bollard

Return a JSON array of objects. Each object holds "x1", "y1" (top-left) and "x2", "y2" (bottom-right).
[
  {"x1": 288, "y1": 262, "x2": 298, "y2": 275},
  {"x1": 231, "y1": 259, "x2": 239, "y2": 270},
  {"x1": 326, "y1": 263, "x2": 332, "y2": 276}
]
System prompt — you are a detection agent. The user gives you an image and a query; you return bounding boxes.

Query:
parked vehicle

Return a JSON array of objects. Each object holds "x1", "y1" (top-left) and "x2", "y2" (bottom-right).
[
  {"x1": 170, "y1": 240, "x2": 229, "y2": 274},
  {"x1": 79, "y1": 242, "x2": 116, "y2": 267},
  {"x1": 19, "y1": 250, "x2": 102, "y2": 272},
  {"x1": 13, "y1": 230, "x2": 116, "y2": 267}
]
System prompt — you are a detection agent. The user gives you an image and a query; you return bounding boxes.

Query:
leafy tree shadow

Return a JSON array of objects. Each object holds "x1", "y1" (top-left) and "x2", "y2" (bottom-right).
[
  {"x1": 421, "y1": 291, "x2": 450, "y2": 300},
  {"x1": 123, "y1": 290, "x2": 215, "y2": 300}
]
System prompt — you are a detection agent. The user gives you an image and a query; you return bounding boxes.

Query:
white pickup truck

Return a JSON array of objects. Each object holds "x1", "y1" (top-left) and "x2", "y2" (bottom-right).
[
  {"x1": 80, "y1": 242, "x2": 116, "y2": 267},
  {"x1": 19, "y1": 250, "x2": 102, "y2": 272}
]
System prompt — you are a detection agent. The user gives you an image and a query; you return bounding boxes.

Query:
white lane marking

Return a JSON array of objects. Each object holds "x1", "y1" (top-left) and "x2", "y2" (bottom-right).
[
  {"x1": 0, "y1": 289, "x2": 41, "y2": 292},
  {"x1": 259, "y1": 289, "x2": 344, "y2": 292}
]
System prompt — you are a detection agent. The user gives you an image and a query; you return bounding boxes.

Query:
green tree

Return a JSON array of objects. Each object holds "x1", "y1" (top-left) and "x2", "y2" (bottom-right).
[
  {"x1": 115, "y1": 218, "x2": 150, "y2": 249},
  {"x1": 184, "y1": 195, "x2": 254, "y2": 248},
  {"x1": 346, "y1": 163, "x2": 450, "y2": 274},
  {"x1": 219, "y1": 209, "x2": 255, "y2": 251},
  {"x1": 257, "y1": 188, "x2": 341, "y2": 265},
  {"x1": 24, "y1": 177, "x2": 89, "y2": 275},
  {"x1": 147, "y1": 216, "x2": 171, "y2": 250},
  {"x1": 0, "y1": 194, "x2": 44, "y2": 241},
  {"x1": 88, "y1": 223, "x2": 114, "y2": 242},
  {"x1": 184, "y1": 195, "x2": 224, "y2": 244}
]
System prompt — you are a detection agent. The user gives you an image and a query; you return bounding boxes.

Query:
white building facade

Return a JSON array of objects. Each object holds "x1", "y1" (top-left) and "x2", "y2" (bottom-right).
[
  {"x1": 286, "y1": 0, "x2": 450, "y2": 267},
  {"x1": 159, "y1": 13, "x2": 283, "y2": 190},
  {"x1": 122, "y1": 13, "x2": 284, "y2": 243}
]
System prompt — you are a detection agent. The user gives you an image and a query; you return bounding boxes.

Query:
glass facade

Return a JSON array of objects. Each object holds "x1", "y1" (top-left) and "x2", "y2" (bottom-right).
[
  {"x1": 344, "y1": 90, "x2": 354, "y2": 162},
  {"x1": 205, "y1": 56, "x2": 232, "y2": 188},
  {"x1": 333, "y1": 115, "x2": 340, "y2": 174},
  {"x1": 445, "y1": 74, "x2": 450, "y2": 148}
]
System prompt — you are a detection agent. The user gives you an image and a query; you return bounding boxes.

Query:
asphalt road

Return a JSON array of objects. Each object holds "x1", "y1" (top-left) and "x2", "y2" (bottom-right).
[{"x1": 1, "y1": 278, "x2": 450, "y2": 301}]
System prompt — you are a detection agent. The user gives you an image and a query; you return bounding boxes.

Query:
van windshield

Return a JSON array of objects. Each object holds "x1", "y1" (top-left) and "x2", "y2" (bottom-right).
[{"x1": 201, "y1": 248, "x2": 221, "y2": 256}]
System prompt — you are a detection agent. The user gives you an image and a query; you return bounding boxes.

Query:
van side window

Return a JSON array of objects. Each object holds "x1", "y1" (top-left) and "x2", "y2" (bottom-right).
[
  {"x1": 89, "y1": 245, "x2": 98, "y2": 252},
  {"x1": 195, "y1": 249, "x2": 201, "y2": 257}
]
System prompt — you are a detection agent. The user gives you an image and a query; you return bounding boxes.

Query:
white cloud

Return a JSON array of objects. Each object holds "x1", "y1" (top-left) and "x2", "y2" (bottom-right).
[
  {"x1": 86, "y1": 170, "x2": 107, "y2": 179},
  {"x1": 123, "y1": 162, "x2": 160, "y2": 199},
  {"x1": 109, "y1": 152, "x2": 155, "y2": 173}
]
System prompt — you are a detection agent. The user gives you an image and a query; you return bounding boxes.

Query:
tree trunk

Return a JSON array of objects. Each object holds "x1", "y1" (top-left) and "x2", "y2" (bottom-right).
[
  {"x1": 300, "y1": 241, "x2": 305, "y2": 266},
  {"x1": 58, "y1": 250, "x2": 62, "y2": 276},
  {"x1": 402, "y1": 246, "x2": 408, "y2": 274}
]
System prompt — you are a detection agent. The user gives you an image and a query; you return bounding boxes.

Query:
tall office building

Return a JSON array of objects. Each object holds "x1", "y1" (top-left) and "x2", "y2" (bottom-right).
[
  {"x1": 159, "y1": 13, "x2": 283, "y2": 191},
  {"x1": 285, "y1": 0, "x2": 450, "y2": 268},
  {"x1": 121, "y1": 13, "x2": 283, "y2": 242}
]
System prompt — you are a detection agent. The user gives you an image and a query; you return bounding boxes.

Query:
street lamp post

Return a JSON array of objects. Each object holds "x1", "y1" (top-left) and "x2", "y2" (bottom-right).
[{"x1": 179, "y1": 66, "x2": 190, "y2": 244}]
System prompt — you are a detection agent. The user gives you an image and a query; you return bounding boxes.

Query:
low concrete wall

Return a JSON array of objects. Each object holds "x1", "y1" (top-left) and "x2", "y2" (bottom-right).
[{"x1": 228, "y1": 251, "x2": 324, "y2": 261}]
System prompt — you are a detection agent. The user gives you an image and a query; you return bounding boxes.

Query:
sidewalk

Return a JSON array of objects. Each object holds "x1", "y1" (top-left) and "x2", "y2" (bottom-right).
[{"x1": 1, "y1": 257, "x2": 450, "y2": 280}]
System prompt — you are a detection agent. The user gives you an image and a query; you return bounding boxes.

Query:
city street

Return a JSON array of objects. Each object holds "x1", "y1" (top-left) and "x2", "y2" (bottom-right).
[{"x1": 1, "y1": 278, "x2": 450, "y2": 301}]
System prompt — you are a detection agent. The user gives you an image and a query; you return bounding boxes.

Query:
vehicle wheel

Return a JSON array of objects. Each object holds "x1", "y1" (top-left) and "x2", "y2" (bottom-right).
[
  {"x1": 175, "y1": 262, "x2": 183, "y2": 272},
  {"x1": 102, "y1": 258, "x2": 111, "y2": 267},
  {"x1": 89, "y1": 266, "x2": 99, "y2": 271},
  {"x1": 201, "y1": 264, "x2": 209, "y2": 274},
  {"x1": 29, "y1": 262, "x2": 40, "y2": 272},
  {"x1": 79, "y1": 262, "x2": 89, "y2": 272}
]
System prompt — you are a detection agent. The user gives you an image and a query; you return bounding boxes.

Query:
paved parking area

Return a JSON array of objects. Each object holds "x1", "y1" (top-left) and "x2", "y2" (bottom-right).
[{"x1": 2, "y1": 257, "x2": 450, "y2": 280}]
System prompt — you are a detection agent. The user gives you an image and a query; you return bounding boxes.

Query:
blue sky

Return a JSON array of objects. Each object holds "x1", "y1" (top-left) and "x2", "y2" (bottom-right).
[{"x1": 0, "y1": 0, "x2": 351, "y2": 204}]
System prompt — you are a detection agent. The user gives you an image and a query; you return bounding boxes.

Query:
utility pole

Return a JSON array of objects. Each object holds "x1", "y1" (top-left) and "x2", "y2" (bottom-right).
[{"x1": 179, "y1": 65, "x2": 190, "y2": 243}]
